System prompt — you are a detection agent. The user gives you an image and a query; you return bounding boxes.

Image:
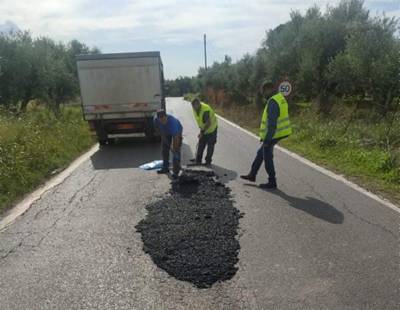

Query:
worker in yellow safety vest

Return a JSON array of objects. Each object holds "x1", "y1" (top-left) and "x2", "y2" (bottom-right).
[
  {"x1": 240, "y1": 80, "x2": 292, "y2": 189},
  {"x1": 191, "y1": 98, "x2": 218, "y2": 166}
]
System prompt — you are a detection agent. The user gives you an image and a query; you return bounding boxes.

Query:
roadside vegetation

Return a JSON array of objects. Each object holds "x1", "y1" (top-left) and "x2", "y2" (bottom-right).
[
  {"x1": 181, "y1": 0, "x2": 400, "y2": 202},
  {"x1": 0, "y1": 105, "x2": 94, "y2": 213},
  {"x1": 0, "y1": 31, "x2": 98, "y2": 213}
]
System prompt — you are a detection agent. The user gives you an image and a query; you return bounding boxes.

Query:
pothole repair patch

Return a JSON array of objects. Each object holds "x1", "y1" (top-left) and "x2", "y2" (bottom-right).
[{"x1": 136, "y1": 170, "x2": 243, "y2": 288}]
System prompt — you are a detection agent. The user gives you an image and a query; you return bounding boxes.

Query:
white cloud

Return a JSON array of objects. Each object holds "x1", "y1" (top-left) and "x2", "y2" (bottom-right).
[{"x1": 0, "y1": 0, "x2": 398, "y2": 77}]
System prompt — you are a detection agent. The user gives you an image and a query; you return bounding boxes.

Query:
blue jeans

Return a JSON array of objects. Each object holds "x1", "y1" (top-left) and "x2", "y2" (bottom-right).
[
  {"x1": 250, "y1": 140, "x2": 279, "y2": 181},
  {"x1": 162, "y1": 135, "x2": 182, "y2": 175}
]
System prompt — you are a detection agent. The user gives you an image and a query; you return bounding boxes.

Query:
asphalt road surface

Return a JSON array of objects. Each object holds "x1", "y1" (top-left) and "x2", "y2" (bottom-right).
[{"x1": 0, "y1": 97, "x2": 399, "y2": 310}]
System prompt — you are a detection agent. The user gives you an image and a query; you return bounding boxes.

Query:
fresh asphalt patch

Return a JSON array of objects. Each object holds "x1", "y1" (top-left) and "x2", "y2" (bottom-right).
[{"x1": 136, "y1": 170, "x2": 243, "y2": 288}]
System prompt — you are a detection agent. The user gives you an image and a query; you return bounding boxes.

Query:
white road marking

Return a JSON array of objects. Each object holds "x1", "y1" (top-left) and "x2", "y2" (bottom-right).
[
  {"x1": 216, "y1": 114, "x2": 400, "y2": 213},
  {"x1": 0, "y1": 144, "x2": 99, "y2": 232}
]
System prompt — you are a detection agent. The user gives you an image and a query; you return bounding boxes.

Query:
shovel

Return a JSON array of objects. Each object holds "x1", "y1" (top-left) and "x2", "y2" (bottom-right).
[{"x1": 187, "y1": 141, "x2": 203, "y2": 167}]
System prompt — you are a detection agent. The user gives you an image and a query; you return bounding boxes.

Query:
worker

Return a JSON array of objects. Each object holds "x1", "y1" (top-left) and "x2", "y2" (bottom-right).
[
  {"x1": 240, "y1": 80, "x2": 292, "y2": 189},
  {"x1": 153, "y1": 110, "x2": 183, "y2": 178},
  {"x1": 191, "y1": 98, "x2": 218, "y2": 166}
]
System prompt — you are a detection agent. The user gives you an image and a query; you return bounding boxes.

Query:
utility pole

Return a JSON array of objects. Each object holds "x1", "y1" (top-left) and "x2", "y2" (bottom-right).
[{"x1": 203, "y1": 34, "x2": 207, "y2": 70}]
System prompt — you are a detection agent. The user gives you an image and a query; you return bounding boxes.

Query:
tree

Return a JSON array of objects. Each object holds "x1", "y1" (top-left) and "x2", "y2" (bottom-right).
[
  {"x1": 167, "y1": 0, "x2": 400, "y2": 114},
  {"x1": 327, "y1": 16, "x2": 400, "y2": 114},
  {"x1": 0, "y1": 31, "x2": 100, "y2": 114},
  {"x1": 165, "y1": 76, "x2": 197, "y2": 96},
  {"x1": 0, "y1": 31, "x2": 36, "y2": 111},
  {"x1": 230, "y1": 54, "x2": 254, "y2": 105}
]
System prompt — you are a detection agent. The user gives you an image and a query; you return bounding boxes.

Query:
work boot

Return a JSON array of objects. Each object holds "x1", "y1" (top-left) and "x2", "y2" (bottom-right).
[
  {"x1": 205, "y1": 161, "x2": 212, "y2": 167},
  {"x1": 157, "y1": 167, "x2": 169, "y2": 174},
  {"x1": 259, "y1": 179, "x2": 277, "y2": 189},
  {"x1": 240, "y1": 174, "x2": 256, "y2": 182}
]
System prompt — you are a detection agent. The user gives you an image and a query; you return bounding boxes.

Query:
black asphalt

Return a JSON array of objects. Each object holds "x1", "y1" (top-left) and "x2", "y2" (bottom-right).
[
  {"x1": 0, "y1": 97, "x2": 398, "y2": 309},
  {"x1": 136, "y1": 170, "x2": 242, "y2": 289}
]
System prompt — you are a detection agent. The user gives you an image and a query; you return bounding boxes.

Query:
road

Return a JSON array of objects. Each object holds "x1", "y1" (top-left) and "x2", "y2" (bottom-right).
[{"x1": 0, "y1": 97, "x2": 399, "y2": 309}]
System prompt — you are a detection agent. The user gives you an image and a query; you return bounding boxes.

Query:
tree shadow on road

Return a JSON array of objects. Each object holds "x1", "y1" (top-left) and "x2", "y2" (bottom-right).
[{"x1": 245, "y1": 185, "x2": 344, "y2": 224}]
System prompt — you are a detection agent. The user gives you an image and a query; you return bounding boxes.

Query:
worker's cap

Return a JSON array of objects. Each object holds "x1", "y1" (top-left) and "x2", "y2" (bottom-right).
[{"x1": 156, "y1": 109, "x2": 167, "y2": 118}]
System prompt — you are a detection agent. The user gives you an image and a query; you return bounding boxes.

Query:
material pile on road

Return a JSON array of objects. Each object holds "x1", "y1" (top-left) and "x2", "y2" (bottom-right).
[{"x1": 136, "y1": 170, "x2": 242, "y2": 288}]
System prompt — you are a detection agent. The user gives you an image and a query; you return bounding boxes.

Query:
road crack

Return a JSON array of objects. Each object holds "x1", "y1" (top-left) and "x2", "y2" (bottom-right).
[
  {"x1": 341, "y1": 202, "x2": 397, "y2": 238},
  {"x1": 68, "y1": 174, "x2": 98, "y2": 204},
  {"x1": 0, "y1": 240, "x2": 23, "y2": 259},
  {"x1": 1, "y1": 173, "x2": 99, "y2": 260}
]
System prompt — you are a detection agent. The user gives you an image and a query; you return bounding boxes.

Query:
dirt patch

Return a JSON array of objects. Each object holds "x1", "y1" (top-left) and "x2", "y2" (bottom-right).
[{"x1": 136, "y1": 170, "x2": 242, "y2": 288}]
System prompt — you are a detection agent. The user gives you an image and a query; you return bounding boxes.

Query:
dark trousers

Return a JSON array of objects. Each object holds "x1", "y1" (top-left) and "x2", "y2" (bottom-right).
[
  {"x1": 162, "y1": 135, "x2": 181, "y2": 175},
  {"x1": 250, "y1": 139, "x2": 279, "y2": 181},
  {"x1": 196, "y1": 129, "x2": 217, "y2": 164}
]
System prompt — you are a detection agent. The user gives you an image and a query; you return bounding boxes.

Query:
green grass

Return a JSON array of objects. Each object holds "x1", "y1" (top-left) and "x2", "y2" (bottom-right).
[
  {"x1": 184, "y1": 94, "x2": 400, "y2": 204},
  {"x1": 0, "y1": 104, "x2": 95, "y2": 214}
]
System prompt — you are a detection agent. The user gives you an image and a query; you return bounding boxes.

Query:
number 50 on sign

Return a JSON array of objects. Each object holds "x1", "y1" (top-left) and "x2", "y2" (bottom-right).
[{"x1": 278, "y1": 81, "x2": 292, "y2": 97}]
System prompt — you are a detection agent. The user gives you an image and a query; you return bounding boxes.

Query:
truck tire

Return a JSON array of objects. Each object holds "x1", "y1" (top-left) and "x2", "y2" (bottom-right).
[
  {"x1": 150, "y1": 135, "x2": 161, "y2": 143},
  {"x1": 107, "y1": 138, "x2": 116, "y2": 145},
  {"x1": 145, "y1": 131, "x2": 161, "y2": 143}
]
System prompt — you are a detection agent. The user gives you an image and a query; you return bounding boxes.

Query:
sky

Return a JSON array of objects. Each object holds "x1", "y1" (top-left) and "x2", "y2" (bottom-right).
[{"x1": 0, "y1": 0, "x2": 398, "y2": 79}]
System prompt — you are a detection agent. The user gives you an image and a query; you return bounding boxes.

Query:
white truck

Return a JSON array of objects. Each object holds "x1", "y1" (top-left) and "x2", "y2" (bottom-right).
[{"x1": 76, "y1": 52, "x2": 165, "y2": 145}]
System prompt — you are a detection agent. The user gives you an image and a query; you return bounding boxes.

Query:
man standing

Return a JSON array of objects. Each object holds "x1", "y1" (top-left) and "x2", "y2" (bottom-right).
[
  {"x1": 153, "y1": 110, "x2": 183, "y2": 178},
  {"x1": 240, "y1": 81, "x2": 292, "y2": 189},
  {"x1": 191, "y1": 98, "x2": 218, "y2": 166}
]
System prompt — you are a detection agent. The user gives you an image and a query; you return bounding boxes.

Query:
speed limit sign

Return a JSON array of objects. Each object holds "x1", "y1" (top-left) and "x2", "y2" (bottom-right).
[{"x1": 278, "y1": 81, "x2": 292, "y2": 97}]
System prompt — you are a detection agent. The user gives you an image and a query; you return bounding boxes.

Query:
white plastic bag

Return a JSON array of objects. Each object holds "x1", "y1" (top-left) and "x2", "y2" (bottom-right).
[{"x1": 139, "y1": 160, "x2": 164, "y2": 170}]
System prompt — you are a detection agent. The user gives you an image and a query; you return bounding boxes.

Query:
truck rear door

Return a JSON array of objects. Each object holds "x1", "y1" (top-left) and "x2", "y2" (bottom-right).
[{"x1": 77, "y1": 54, "x2": 162, "y2": 120}]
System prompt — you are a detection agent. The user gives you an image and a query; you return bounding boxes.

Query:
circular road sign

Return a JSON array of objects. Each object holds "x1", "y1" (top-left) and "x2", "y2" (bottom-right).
[{"x1": 278, "y1": 81, "x2": 292, "y2": 97}]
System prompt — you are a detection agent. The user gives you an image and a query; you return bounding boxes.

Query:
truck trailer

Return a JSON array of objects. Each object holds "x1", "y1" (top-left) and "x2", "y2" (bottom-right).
[{"x1": 76, "y1": 52, "x2": 165, "y2": 145}]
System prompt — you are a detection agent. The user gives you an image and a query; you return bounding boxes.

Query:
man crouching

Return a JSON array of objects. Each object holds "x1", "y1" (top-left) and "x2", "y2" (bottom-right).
[{"x1": 154, "y1": 110, "x2": 183, "y2": 179}]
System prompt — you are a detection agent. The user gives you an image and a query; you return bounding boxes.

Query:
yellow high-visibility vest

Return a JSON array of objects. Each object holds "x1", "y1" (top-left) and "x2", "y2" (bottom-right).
[
  {"x1": 193, "y1": 103, "x2": 218, "y2": 134},
  {"x1": 259, "y1": 92, "x2": 292, "y2": 141}
]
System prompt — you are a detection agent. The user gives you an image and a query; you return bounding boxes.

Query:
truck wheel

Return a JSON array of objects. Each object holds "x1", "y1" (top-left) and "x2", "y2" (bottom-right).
[
  {"x1": 146, "y1": 133, "x2": 161, "y2": 143},
  {"x1": 152, "y1": 136, "x2": 161, "y2": 143},
  {"x1": 107, "y1": 138, "x2": 115, "y2": 145}
]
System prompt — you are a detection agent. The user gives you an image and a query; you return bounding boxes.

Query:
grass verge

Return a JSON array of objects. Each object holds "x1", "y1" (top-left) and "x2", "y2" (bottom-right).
[
  {"x1": 0, "y1": 104, "x2": 95, "y2": 214},
  {"x1": 184, "y1": 94, "x2": 400, "y2": 204}
]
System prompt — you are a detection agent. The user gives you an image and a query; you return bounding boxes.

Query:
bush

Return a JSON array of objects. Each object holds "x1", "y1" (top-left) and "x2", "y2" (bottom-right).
[{"x1": 0, "y1": 105, "x2": 94, "y2": 212}]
